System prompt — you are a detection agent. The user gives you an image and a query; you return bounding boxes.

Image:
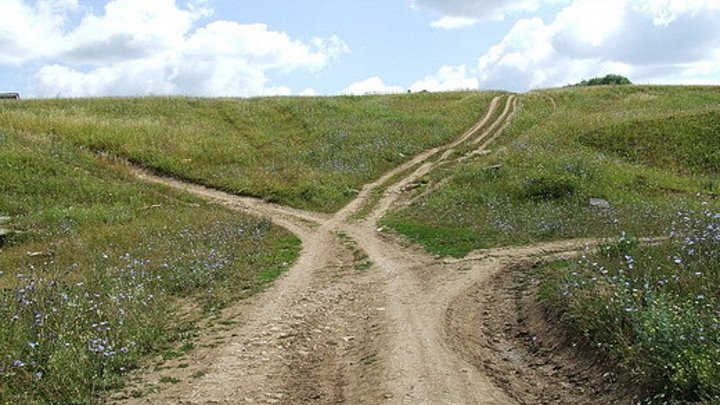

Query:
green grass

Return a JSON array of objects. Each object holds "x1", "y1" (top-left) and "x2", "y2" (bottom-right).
[
  {"x1": 0, "y1": 92, "x2": 499, "y2": 213},
  {"x1": 383, "y1": 86, "x2": 720, "y2": 257},
  {"x1": 0, "y1": 128, "x2": 300, "y2": 404}
]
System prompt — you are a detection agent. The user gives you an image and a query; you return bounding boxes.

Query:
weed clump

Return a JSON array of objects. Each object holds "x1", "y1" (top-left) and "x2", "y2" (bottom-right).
[{"x1": 519, "y1": 176, "x2": 577, "y2": 200}]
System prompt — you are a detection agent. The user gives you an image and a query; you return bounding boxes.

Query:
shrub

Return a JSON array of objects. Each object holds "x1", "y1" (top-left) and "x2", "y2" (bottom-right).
[
  {"x1": 519, "y1": 176, "x2": 577, "y2": 201},
  {"x1": 575, "y1": 74, "x2": 633, "y2": 86}
]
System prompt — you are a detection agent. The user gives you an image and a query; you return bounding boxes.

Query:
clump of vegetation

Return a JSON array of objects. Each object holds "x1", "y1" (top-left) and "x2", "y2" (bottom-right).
[
  {"x1": 540, "y1": 207, "x2": 719, "y2": 403},
  {"x1": 575, "y1": 74, "x2": 633, "y2": 86},
  {"x1": 383, "y1": 86, "x2": 720, "y2": 257},
  {"x1": 0, "y1": 92, "x2": 497, "y2": 213},
  {"x1": 0, "y1": 129, "x2": 299, "y2": 404}
]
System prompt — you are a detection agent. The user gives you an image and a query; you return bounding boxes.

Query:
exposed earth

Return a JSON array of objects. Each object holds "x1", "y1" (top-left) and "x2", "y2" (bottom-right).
[{"x1": 113, "y1": 95, "x2": 631, "y2": 405}]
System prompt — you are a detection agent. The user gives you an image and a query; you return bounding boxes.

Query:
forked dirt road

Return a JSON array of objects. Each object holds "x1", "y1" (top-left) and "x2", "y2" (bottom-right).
[{"x1": 117, "y1": 95, "x2": 623, "y2": 405}]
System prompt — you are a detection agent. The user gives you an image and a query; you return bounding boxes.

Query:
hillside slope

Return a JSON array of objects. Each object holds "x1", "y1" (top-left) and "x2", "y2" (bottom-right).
[
  {"x1": 0, "y1": 92, "x2": 497, "y2": 212},
  {"x1": 384, "y1": 85, "x2": 719, "y2": 256}
]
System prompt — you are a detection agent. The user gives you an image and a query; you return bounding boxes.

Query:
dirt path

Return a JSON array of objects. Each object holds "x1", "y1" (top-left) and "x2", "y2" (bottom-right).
[{"x1": 115, "y1": 94, "x2": 621, "y2": 405}]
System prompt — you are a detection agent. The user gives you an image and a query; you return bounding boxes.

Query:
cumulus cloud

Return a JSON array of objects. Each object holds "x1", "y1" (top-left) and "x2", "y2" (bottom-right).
[
  {"x1": 0, "y1": 0, "x2": 76, "y2": 64},
  {"x1": 0, "y1": 0, "x2": 348, "y2": 97},
  {"x1": 476, "y1": 0, "x2": 720, "y2": 91},
  {"x1": 341, "y1": 76, "x2": 404, "y2": 95},
  {"x1": 410, "y1": 65, "x2": 479, "y2": 92}
]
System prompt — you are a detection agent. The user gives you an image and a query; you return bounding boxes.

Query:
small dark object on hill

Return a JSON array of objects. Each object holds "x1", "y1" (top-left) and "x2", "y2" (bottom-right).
[
  {"x1": 574, "y1": 74, "x2": 632, "y2": 87},
  {"x1": 0, "y1": 92, "x2": 20, "y2": 99}
]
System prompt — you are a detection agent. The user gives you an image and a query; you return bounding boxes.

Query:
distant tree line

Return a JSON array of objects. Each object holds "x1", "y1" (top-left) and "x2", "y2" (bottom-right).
[{"x1": 572, "y1": 74, "x2": 632, "y2": 87}]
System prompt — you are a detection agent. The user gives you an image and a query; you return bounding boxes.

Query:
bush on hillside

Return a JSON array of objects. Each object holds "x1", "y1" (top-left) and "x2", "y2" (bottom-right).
[{"x1": 575, "y1": 74, "x2": 632, "y2": 86}]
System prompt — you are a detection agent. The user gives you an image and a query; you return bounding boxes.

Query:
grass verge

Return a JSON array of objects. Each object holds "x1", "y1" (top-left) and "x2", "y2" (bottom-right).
[{"x1": 539, "y1": 207, "x2": 719, "y2": 403}]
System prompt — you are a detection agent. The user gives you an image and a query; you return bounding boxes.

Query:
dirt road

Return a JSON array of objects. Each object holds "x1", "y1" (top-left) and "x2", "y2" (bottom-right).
[{"x1": 116, "y1": 95, "x2": 624, "y2": 405}]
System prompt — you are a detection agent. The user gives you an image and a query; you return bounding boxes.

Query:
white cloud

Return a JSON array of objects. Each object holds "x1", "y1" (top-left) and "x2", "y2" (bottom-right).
[
  {"x1": 342, "y1": 76, "x2": 404, "y2": 95},
  {"x1": 410, "y1": 65, "x2": 479, "y2": 92},
  {"x1": 1, "y1": 0, "x2": 348, "y2": 97},
  {"x1": 63, "y1": 0, "x2": 198, "y2": 64},
  {"x1": 430, "y1": 16, "x2": 479, "y2": 29},
  {"x1": 476, "y1": 0, "x2": 720, "y2": 91},
  {"x1": 632, "y1": 0, "x2": 720, "y2": 26},
  {"x1": 0, "y1": 0, "x2": 75, "y2": 64},
  {"x1": 300, "y1": 88, "x2": 317, "y2": 96}
]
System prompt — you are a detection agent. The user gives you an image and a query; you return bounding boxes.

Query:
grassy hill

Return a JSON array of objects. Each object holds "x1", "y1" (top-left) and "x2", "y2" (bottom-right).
[
  {"x1": 383, "y1": 86, "x2": 719, "y2": 256},
  {"x1": 0, "y1": 92, "x2": 497, "y2": 212},
  {"x1": 1, "y1": 86, "x2": 718, "y2": 404},
  {"x1": 381, "y1": 85, "x2": 720, "y2": 403}
]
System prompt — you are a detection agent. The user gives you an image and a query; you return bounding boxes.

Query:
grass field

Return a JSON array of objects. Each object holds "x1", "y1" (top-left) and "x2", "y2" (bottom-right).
[
  {"x1": 2, "y1": 86, "x2": 717, "y2": 404},
  {"x1": 0, "y1": 127, "x2": 299, "y2": 404},
  {"x1": 382, "y1": 85, "x2": 720, "y2": 403},
  {"x1": 0, "y1": 92, "x2": 497, "y2": 213}
]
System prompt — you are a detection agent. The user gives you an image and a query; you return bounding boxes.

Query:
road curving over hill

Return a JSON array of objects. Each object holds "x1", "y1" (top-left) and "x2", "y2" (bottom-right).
[{"x1": 115, "y1": 94, "x2": 629, "y2": 405}]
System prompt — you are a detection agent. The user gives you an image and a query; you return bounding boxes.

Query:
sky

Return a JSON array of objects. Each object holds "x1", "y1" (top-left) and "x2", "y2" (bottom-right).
[{"x1": 1, "y1": 0, "x2": 720, "y2": 98}]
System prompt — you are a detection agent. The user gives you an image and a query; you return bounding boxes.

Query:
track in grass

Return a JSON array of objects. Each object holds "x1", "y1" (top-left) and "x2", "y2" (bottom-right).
[{"x1": 114, "y1": 94, "x2": 631, "y2": 405}]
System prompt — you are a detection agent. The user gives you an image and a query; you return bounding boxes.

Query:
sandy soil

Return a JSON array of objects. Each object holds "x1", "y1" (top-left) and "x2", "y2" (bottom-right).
[{"x1": 114, "y1": 94, "x2": 631, "y2": 405}]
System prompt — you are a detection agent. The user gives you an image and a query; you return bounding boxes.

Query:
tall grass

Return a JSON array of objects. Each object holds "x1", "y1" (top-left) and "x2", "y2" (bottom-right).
[
  {"x1": 0, "y1": 92, "x2": 498, "y2": 212},
  {"x1": 0, "y1": 128, "x2": 299, "y2": 404},
  {"x1": 540, "y1": 206, "x2": 719, "y2": 403}
]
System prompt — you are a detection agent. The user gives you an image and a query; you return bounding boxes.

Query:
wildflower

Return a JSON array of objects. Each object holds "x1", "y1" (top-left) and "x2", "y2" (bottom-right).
[
  {"x1": 12, "y1": 360, "x2": 25, "y2": 368},
  {"x1": 33, "y1": 371, "x2": 43, "y2": 380}
]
